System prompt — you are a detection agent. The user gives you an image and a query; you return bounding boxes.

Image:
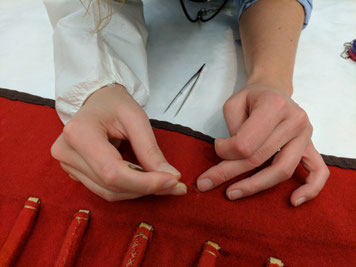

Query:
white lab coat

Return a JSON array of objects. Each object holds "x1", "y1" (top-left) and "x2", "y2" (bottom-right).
[{"x1": 44, "y1": 0, "x2": 149, "y2": 124}]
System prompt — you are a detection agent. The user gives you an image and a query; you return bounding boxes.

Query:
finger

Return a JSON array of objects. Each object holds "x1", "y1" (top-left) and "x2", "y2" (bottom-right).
[
  {"x1": 196, "y1": 159, "x2": 254, "y2": 192},
  {"x1": 290, "y1": 142, "x2": 330, "y2": 207},
  {"x1": 63, "y1": 120, "x2": 180, "y2": 194},
  {"x1": 199, "y1": 120, "x2": 311, "y2": 193},
  {"x1": 154, "y1": 182, "x2": 187, "y2": 196},
  {"x1": 222, "y1": 92, "x2": 249, "y2": 135},
  {"x1": 54, "y1": 134, "x2": 115, "y2": 189},
  {"x1": 60, "y1": 162, "x2": 142, "y2": 201},
  {"x1": 225, "y1": 134, "x2": 308, "y2": 200},
  {"x1": 239, "y1": 118, "x2": 312, "y2": 168},
  {"x1": 68, "y1": 173, "x2": 80, "y2": 182},
  {"x1": 215, "y1": 102, "x2": 286, "y2": 160},
  {"x1": 123, "y1": 112, "x2": 181, "y2": 177}
]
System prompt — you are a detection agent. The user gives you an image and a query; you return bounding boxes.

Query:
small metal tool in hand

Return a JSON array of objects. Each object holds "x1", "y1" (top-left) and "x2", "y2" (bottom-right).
[{"x1": 164, "y1": 64, "x2": 205, "y2": 116}]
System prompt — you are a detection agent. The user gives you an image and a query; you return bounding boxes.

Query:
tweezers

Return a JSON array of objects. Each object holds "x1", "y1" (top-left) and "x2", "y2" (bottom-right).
[{"x1": 164, "y1": 64, "x2": 205, "y2": 116}]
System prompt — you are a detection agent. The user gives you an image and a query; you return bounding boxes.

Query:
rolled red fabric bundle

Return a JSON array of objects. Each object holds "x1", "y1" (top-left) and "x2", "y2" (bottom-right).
[
  {"x1": 54, "y1": 209, "x2": 90, "y2": 267},
  {"x1": 197, "y1": 241, "x2": 220, "y2": 267},
  {"x1": 0, "y1": 197, "x2": 40, "y2": 267},
  {"x1": 121, "y1": 222, "x2": 154, "y2": 267},
  {"x1": 349, "y1": 47, "x2": 356, "y2": 62}
]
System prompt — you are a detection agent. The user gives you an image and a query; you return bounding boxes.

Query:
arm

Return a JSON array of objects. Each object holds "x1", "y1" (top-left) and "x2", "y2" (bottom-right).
[
  {"x1": 197, "y1": 0, "x2": 329, "y2": 206},
  {"x1": 45, "y1": 0, "x2": 149, "y2": 124},
  {"x1": 46, "y1": 0, "x2": 186, "y2": 200},
  {"x1": 240, "y1": 0, "x2": 305, "y2": 95}
]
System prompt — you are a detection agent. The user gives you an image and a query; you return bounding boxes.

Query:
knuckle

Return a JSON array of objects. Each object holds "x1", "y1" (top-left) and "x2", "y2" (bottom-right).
[
  {"x1": 144, "y1": 183, "x2": 157, "y2": 195},
  {"x1": 62, "y1": 119, "x2": 81, "y2": 144},
  {"x1": 50, "y1": 141, "x2": 62, "y2": 160},
  {"x1": 319, "y1": 165, "x2": 330, "y2": 181},
  {"x1": 223, "y1": 98, "x2": 235, "y2": 114},
  {"x1": 268, "y1": 94, "x2": 288, "y2": 112},
  {"x1": 234, "y1": 140, "x2": 253, "y2": 158},
  {"x1": 278, "y1": 165, "x2": 294, "y2": 179},
  {"x1": 307, "y1": 123, "x2": 314, "y2": 137},
  {"x1": 213, "y1": 168, "x2": 229, "y2": 184},
  {"x1": 294, "y1": 109, "x2": 309, "y2": 129},
  {"x1": 145, "y1": 144, "x2": 163, "y2": 158},
  {"x1": 99, "y1": 166, "x2": 118, "y2": 188},
  {"x1": 243, "y1": 179, "x2": 261, "y2": 195},
  {"x1": 307, "y1": 187, "x2": 320, "y2": 199},
  {"x1": 247, "y1": 151, "x2": 265, "y2": 168}
]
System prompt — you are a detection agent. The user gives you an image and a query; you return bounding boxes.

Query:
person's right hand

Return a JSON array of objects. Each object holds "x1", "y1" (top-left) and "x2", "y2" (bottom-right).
[{"x1": 51, "y1": 84, "x2": 187, "y2": 201}]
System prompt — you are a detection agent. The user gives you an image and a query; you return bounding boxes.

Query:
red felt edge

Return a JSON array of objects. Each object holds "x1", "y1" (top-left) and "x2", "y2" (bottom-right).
[{"x1": 1, "y1": 88, "x2": 356, "y2": 170}]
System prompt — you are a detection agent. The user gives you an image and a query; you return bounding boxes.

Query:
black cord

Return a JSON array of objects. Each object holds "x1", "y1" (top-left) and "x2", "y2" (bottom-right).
[{"x1": 179, "y1": 0, "x2": 228, "y2": 23}]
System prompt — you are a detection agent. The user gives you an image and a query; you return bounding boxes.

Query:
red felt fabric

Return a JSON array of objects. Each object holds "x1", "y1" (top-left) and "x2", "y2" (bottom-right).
[
  {"x1": 266, "y1": 264, "x2": 282, "y2": 267},
  {"x1": 121, "y1": 223, "x2": 153, "y2": 267},
  {"x1": 0, "y1": 198, "x2": 40, "y2": 266},
  {"x1": 197, "y1": 242, "x2": 219, "y2": 267},
  {"x1": 0, "y1": 96, "x2": 356, "y2": 266},
  {"x1": 54, "y1": 210, "x2": 90, "y2": 267}
]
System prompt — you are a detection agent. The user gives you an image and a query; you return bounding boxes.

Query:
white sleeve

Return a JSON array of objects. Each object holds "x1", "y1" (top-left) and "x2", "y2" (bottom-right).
[{"x1": 44, "y1": 0, "x2": 149, "y2": 124}]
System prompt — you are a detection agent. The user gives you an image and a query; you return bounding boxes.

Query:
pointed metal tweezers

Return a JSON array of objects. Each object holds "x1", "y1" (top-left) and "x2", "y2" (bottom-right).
[{"x1": 164, "y1": 64, "x2": 205, "y2": 116}]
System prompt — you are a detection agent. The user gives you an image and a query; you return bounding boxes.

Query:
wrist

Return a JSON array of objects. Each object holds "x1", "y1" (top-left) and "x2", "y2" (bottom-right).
[{"x1": 245, "y1": 72, "x2": 294, "y2": 97}]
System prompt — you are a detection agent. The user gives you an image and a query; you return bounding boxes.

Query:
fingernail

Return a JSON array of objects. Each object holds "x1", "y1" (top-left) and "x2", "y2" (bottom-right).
[
  {"x1": 169, "y1": 182, "x2": 187, "y2": 196},
  {"x1": 295, "y1": 197, "x2": 306, "y2": 207},
  {"x1": 197, "y1": 178, "x2": 213, "y2": 192},
  {"x1": 160, "y1": 163, "x2": 181, "y2": 177},
  {"x1": 228, "y1": 190, "x2": 244, "y2": 200},
  {"x1": 162, "y1": 179, "x2": 178, "y2": 190}
]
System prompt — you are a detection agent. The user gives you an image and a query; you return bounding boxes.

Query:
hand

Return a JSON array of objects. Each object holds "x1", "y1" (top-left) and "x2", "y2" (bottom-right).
[
  {"x1": 197, "y1": 83, "x2": 329, "y2": 206},
  {"x1": 51, "y1": 84, "x2": 187, "y2": 201}
]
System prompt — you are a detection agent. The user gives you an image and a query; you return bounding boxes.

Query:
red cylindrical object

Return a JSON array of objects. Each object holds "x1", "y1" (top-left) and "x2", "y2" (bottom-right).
[
  {"x1": 0, "y1": 197, "x2": 40, "y2": 267},
  {"x1": 349, "y1": 47, "x2": 356, "y2": 62},
  {"x1": 197, "y1": 241, "x2": 220, "y2": 267},
  {"x1": 121, "y1": 222, "x2": 154, "y2": 267},
  {"x1": 54, "y1": 209, "x2": 90, "y2": 267}
]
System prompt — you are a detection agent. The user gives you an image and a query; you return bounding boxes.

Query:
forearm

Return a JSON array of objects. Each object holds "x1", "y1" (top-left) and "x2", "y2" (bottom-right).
[{"x1": 239, "y1": 0, "x2": 305, "y2": 96}]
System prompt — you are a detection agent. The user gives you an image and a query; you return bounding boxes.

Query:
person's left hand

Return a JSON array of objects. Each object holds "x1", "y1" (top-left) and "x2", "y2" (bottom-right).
[{"x1": 196, "y1": 83, "x2": 329, "y2": 206}]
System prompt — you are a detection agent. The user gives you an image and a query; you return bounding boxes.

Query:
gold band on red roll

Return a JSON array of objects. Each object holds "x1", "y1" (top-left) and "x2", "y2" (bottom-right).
[
  {"x1": 266, "y1": 256, "x2": 284, "y2": 267},
  {"x1": 197, "y1": 241, "x2": 220, "y2": 267},
  {"x1": 54, "y1": 209, "x2": 90, "y2": 267},
  {"x1": 0, "y1": 197, "x2": 40, "y2": 267},
  {"x1": 121, "y1": 222, "x2": 154, "y2": 267}
]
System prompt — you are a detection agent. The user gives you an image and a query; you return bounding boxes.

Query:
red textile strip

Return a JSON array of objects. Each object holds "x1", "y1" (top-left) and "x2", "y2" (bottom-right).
[
  {"x1": 121, "y1": 222, "x2": 153, "y2": 267},
  {"x1": 0, "y1": 197, "x2": 40, "y2": 266},
  {"x1": 197, "y1": 241, "x2": 220, "y2": 267},
  {"x1": 54, "y1": 210, "x2": 90, "y2": 267}
]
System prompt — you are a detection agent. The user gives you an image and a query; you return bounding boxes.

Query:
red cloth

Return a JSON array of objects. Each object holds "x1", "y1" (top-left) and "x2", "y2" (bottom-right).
[
  {"x1": 121, "y1": 222, "x2": 153, "y2": 267},
  {"x1": 0, "y1": 198, "x2": 40, "y2": 266},
  {"x1": 197, "y1": 241, "x2": 220, "y2": 267},
  {"x1": 0, "y1": 96, "x2": 356, "y2": 266},
  {"x1": 54, "y1": 210, "x2": 90, "y2": 267}
]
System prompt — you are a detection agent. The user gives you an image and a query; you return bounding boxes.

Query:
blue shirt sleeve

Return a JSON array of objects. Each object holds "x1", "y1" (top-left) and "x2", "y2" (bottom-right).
[{"x1": 235, "y1": 0, "x2": 313, "y2": 28}]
